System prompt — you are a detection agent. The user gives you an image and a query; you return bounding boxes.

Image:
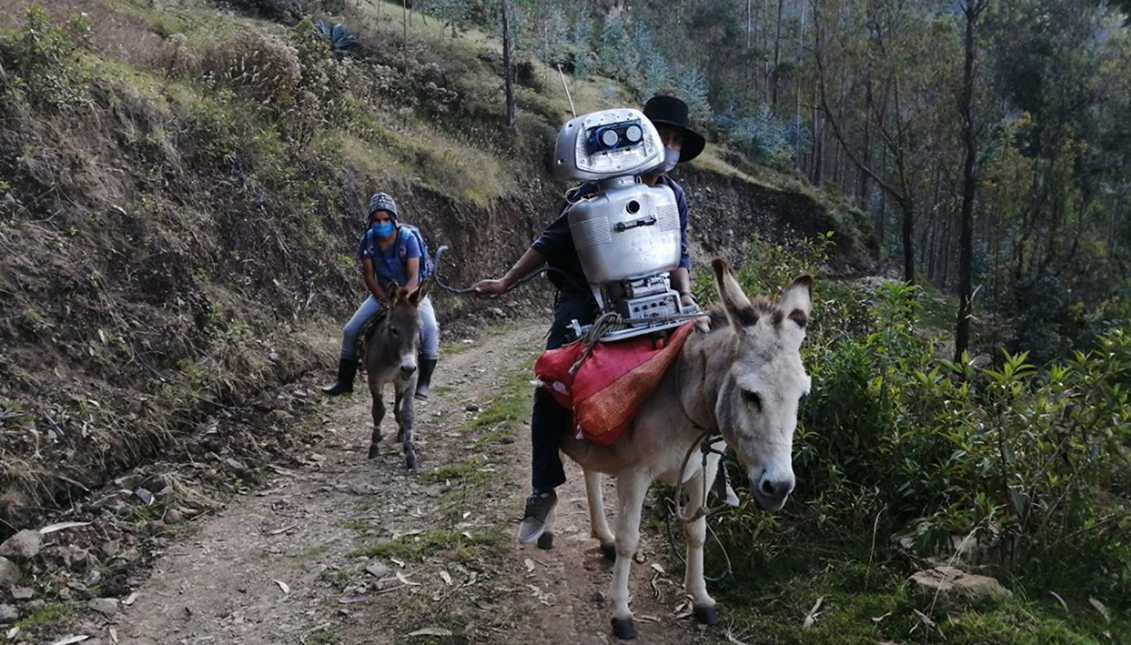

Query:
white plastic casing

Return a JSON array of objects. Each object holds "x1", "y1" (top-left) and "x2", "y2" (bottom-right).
[{"x1": 552, "y1": 109, "x2": 664, "y2": 182}]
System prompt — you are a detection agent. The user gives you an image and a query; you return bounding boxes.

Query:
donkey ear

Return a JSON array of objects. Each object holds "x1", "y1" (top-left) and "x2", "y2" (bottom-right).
[
  {"x1": 710, "y1": 258, "x2": 759, "y2": 331},
  {"x1": 386, "y1": 282, "x2": 401, "y2": 305},
  {"x1": 408, "y1": 279, "x2": 432, "y2": 306},
  {"x1": 779, "y1": 274, "x2": 814, "y2": 329}
]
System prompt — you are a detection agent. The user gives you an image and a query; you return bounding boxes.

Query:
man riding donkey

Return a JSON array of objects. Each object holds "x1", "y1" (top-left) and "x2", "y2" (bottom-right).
[
  {"x1": 322, "y1": 192, "x2": 441, "y2": 400},
  {"x1": 473, "y1": 96, "x2": 732, "y2": 544}
]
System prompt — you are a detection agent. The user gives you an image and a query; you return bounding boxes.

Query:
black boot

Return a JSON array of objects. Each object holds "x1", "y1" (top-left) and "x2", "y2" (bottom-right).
[
  {"x1": 321, "y1": 358, "x2": 358, "y2": 396},
  {"x1": 414, "y1": 357, "x2": 438, "y2": 400}
]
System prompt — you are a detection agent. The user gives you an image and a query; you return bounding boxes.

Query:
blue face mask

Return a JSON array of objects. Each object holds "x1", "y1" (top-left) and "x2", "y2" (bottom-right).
[{"x1": 369, "y1": 221, "x2": 395, "y2": 239}]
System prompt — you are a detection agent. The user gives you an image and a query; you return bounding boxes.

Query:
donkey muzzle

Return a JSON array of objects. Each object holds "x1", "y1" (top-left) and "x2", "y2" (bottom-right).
[
  {"x1": 400, "y1": 364, "x2": 417, "y2": 380},
  {"x1": 749, "y1": 469, "x2": 795, "y2": 512}
]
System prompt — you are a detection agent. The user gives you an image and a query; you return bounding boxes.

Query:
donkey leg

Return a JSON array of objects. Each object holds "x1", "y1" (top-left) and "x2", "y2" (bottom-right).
[
  {"x1": 584, "y1": 469, "x2": 616, "y2": 560},
  {"x1": 681, "y1": 472, "x2": 718, "y2": 625},
  {"x1": 368, "y1": 378, "x2": 386, "y2": 460},
  {"x1": 609, "y1": 470, "x2": 650, "y2": 639},
  {"x1": 397, "y1": 382, "x2": 418, "y2": 470},
  {"x1": 394, "y1": 389, "x2": 406, "y2": 443}
]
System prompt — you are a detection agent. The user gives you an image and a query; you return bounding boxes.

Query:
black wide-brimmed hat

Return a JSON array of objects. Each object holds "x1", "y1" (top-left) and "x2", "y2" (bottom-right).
[{"x1": 643, "y1": 95, "x2": 706, "y2": 163}]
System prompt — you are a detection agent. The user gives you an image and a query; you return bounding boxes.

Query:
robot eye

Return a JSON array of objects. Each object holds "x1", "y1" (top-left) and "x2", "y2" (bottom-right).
[{"x1": 600, "y1": 130, "x2": 620, "y2": 147}]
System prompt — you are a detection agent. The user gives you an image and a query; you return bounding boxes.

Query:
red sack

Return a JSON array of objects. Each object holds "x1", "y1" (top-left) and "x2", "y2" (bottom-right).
[{"x1": 534, "y1": 323, "x2": 696, "y2": 445}]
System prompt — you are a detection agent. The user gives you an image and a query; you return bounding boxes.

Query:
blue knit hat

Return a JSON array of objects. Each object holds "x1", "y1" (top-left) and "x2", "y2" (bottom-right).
[{"x1": 368, "y1": 192, "x2": 399, "y2": 220}]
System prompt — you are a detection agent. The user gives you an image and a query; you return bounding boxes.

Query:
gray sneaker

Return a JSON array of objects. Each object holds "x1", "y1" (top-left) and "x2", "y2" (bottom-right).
[{"x1": 518, "y1": 490, "x2": 557, "y2": 544}]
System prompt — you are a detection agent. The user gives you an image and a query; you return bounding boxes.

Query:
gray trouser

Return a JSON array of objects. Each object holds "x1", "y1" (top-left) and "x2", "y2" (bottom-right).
[{"x1": 340, "y1": 295, "x2": 439, "y2": 360}]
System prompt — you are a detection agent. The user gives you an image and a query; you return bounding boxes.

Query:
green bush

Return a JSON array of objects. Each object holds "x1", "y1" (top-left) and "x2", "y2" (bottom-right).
[
  {"x1": 714, "y1": 236, "x2": 1131, "y2": 601},
  {"x1": 0, "y1": 6, "x2": 92, "y2": 112}
]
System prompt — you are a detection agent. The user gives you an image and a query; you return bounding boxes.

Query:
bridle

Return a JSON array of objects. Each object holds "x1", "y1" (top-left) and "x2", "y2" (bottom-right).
[
  {"x1": 671, "y1": 343, "x2": 735, "y2": 524},
  {"x1": 667, "y1": 341, "x2": 737, "y2": 582}
]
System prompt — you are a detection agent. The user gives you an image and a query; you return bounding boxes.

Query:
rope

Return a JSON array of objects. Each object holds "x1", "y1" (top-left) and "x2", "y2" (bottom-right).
[
  {"x1": 567, "y1": 312, "x2": 625, "y2": 376},
  {"x1": 663, "y1": 493, "x2": 734, "y2": 583},
  {"x1": 431, "y1": 245, "x2": 590, "y2": 297},
  {"x1": 659, "y1": 340, "x2": 737, "y2": 582},
  {"x1": 566, "y1": 310, "x2": 708, "y2": 376}
]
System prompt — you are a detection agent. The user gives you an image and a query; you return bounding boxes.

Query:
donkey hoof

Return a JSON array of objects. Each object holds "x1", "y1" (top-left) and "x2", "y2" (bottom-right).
[
  {"x1": 600, "y1": 543, "x2": 617, "y2": 562},
  {"x1": 367, "y1": 444, "x2": 380, "y2": 460},
  {"x1": 610, "y1": 617, "x2": 637, "y2": 640},
  {"x1": 537, "y1": 532, "x2": 554, "y2": 550},
  {"x1": 405, "y1": 453, "x2": 418, "y2": 470},
  {"x1": 693, "y1": 605, "x2": 719, "y2": 626}
]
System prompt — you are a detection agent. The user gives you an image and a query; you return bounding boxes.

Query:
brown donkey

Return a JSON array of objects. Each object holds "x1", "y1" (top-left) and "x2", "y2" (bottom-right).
[
  {"x1": 550, "y1": 260, "x2": 814, "y2": 639},
  {"x1": 363, "y1": 281, "x2": 431, "y2": 469}
]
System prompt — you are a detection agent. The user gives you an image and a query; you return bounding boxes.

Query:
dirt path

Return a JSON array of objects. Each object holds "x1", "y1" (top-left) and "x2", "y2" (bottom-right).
[{"x1": 110, "y1": 321, "x2": 712, "y2": 645}]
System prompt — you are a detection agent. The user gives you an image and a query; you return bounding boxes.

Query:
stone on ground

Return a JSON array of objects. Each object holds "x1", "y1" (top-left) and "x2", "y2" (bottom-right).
[
  {"x1": 0, "y1": 529, "x2": 42, "y2": 561},
  {"x1": 910, "y1": 566, "x2": 1012, "y2": 603}
]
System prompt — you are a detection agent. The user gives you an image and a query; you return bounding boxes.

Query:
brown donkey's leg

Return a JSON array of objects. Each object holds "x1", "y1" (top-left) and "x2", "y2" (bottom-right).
[
  {"x1": 368, "y1": 375, "x2": 385, "y2": 459},
  {"x1": 395, "y1": 380, "x2": 418, "y2": 470}
]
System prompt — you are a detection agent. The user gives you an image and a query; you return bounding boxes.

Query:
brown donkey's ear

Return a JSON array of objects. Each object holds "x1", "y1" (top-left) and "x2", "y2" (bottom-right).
[
  {"x1": 779, "y1": 274, "x2": 814, "y2": 329},
  {"x1": 408, "y1": 279, "x2": 432, "y2": 306},
  {"x1": 711, "y1": 258, "x2": 759, "y2": 331},
  {"x1": 386, "y1": 282, "x2": 401, "y2": 305}
]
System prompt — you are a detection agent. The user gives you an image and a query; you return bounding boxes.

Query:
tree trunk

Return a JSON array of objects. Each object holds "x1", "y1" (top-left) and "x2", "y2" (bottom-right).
[
  {"x1": 747, "y1": 0, "x2": 753, "y2": 49},
  {"x1": 955, "y1": 0, "x2": 986, "y2": 361},
  {"x1": 502, "y1": 0, "x2": 516, "y2": 128},
  {"x1": 902, "y1": 197, "x2": 915, "y2": 284},
  {"x1": 772, "y1": 0, "x2": 785, "y2": 112},
  {"x1": 941, "y1": 206, "x2": 954, "y2": 289},
  {"x1": 811, "y1": 87, "x2": 823, "y2": 184},
  {"x1": 860, "y1": 78, "x2": 873, "y2": 210},
  {"x1": 402, "y1": 0, "x2": 409, "y2": 73},
  {"x1": 878, "y1": 146, "x2": 887, "y2": 261},
  {"x1": 927, "y1": 167, "x2": 942, "y2": 282}
]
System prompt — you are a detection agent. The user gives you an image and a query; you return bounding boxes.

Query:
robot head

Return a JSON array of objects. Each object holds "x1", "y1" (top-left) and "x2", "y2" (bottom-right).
[{"x1": 553, "y1": 109, "x2": 665, "y2": 182}]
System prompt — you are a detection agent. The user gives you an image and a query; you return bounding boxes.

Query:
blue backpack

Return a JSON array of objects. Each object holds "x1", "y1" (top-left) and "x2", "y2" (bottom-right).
[
  {"x1": 395, "y1": 224, "x2": 435, "y2": 280},
  {"x1": 362, "y1": 223, "x2": 435, "y2": 281}
]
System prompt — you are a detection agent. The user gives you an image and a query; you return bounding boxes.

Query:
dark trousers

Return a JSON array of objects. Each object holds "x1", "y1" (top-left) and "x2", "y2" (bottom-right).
[{"x1": 531, "y1": 294, "x2": 598, "y2": 491}]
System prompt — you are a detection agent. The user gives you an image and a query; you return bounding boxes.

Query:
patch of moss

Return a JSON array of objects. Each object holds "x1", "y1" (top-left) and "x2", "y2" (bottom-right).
[
  {"x1": 306, "y1": 630, "x2": 341, "y2": 645},
  {"x1": 439, "y1": 341, "x2": 474, "y2": 356},
  {"x1": 473, "y1": 428, "x2": 514, "y2": 450},
  {"x1": 338, "y1": 518, "x2": 369, "y2": 532},
  {"x1": 318, "y1": 568, "x2": 353, "y2": 591},
  {"x1": 463, "y1": 367, "x2": 534, "y2": 432},
  {"x1": 419, "y1": 457, "x2": 490, "y2": 487},
  {"x1": 15, "y1": 602, "x2": 73, "y2": 628}
]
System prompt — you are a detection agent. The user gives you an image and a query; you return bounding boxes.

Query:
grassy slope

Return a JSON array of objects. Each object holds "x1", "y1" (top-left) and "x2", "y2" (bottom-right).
[{"x1": 0, "y1": 0, "x2": 870, "y2": 556}]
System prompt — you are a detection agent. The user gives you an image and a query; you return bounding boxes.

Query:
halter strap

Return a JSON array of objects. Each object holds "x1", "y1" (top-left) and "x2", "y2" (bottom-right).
[{"x1": 672, "y1": 342, "x2": 733, "y2": 523}]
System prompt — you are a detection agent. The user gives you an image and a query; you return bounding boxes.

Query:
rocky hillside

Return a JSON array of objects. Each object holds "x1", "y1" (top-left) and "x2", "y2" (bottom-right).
[{"x1": 0, "y1": 0, "x2": 872, "y2": 536}]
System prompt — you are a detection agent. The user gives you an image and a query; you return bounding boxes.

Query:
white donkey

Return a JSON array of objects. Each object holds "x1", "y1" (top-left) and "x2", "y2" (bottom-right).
[{"x1": 552, "y1": 259, "x2": 813, "y2": 639}]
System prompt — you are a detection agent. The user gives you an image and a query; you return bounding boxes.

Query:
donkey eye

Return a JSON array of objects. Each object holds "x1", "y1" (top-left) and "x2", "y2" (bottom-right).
[
  {"x1": 741, "y1": 389, "x2": 763, "y2": 412},
  {"x1": 390, "y1": 328, "x2": 399, "y2": 337}
]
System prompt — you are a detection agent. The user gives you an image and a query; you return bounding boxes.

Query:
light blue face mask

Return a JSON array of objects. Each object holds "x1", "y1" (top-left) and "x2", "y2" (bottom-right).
[
  {"x1": 370, "y1": 221, "x2": 395, "y2": 238},
  {"x1": 658, "y1": 146, "x2": 680, "y2": 174}
]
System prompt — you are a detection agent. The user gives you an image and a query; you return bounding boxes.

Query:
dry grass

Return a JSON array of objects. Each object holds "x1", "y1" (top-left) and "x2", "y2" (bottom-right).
[{"x1": 692, "y1": 145, "x2": 778, "y2": 190}]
